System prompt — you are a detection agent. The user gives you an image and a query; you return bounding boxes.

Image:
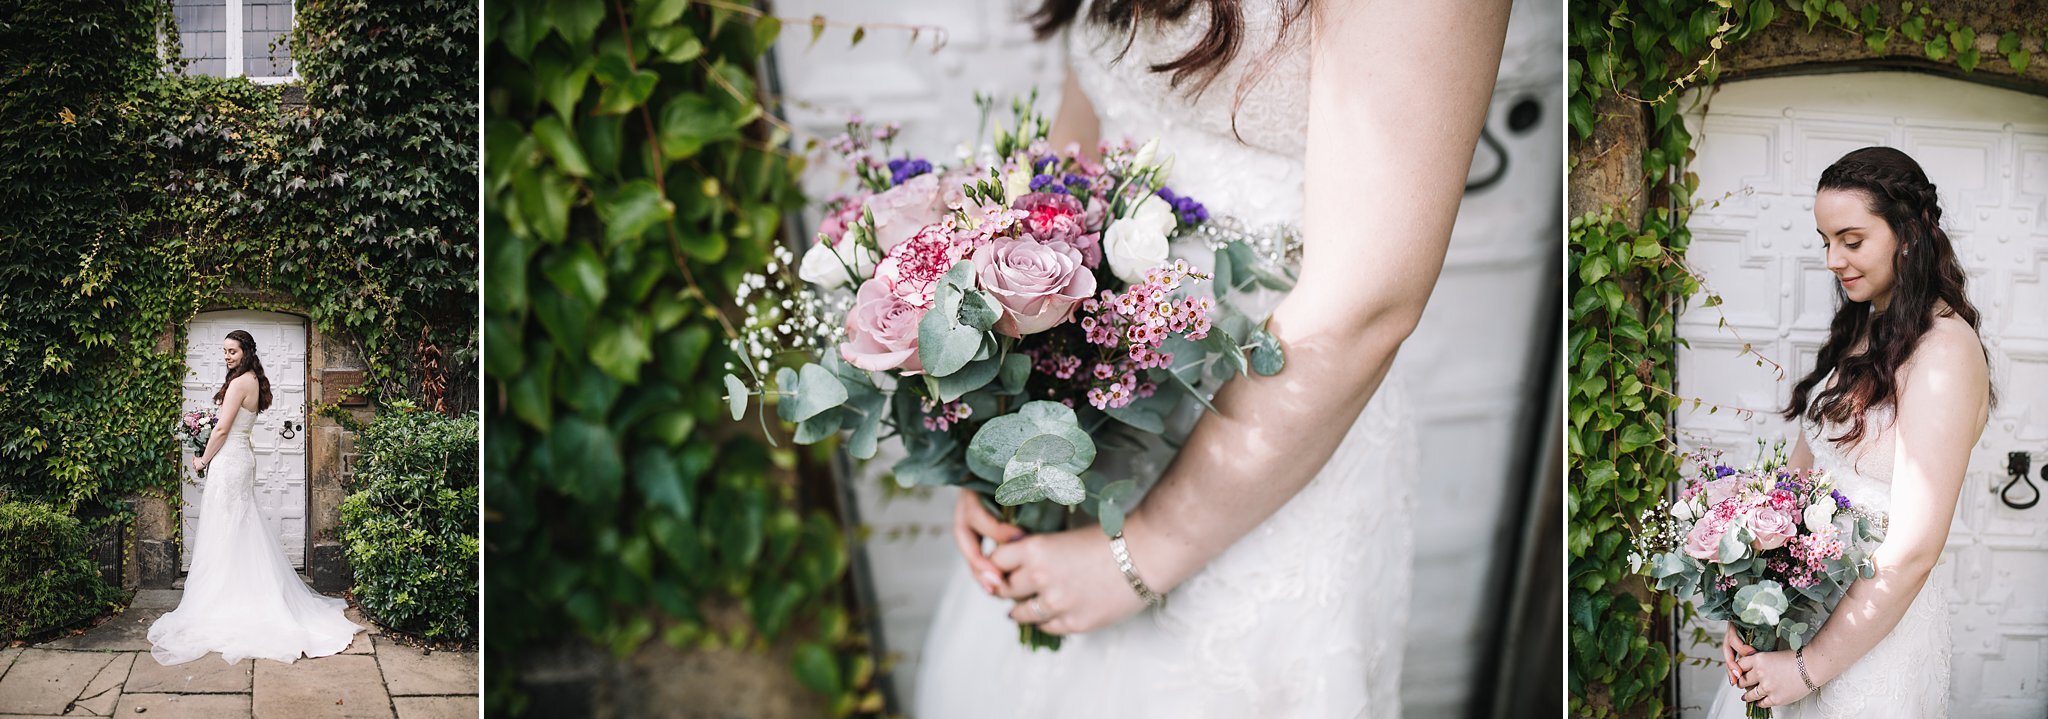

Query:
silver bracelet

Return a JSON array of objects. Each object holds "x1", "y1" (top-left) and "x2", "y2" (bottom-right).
[
  {"x1": 1795, "y1": 646, "x2": 1818, "y2": 691},
  {"x1": 1109, "y1": 532, "x2": 1166, "y2": 609}
]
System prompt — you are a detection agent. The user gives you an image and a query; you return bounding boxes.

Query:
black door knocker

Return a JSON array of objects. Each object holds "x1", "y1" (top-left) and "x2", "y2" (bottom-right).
[
  {"x1": 2002, "y1": 451, "x2": 2040, "y2": 510},
  {"x1": 280, "y1": 419, "x2": 300, "y2": 440}
]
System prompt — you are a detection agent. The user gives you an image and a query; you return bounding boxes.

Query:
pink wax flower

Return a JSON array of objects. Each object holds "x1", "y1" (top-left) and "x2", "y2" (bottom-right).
[
  {"x1": 840, "y1": 277, "x2": 927, "y2": 373},
  {"x1": 974, "y1": 236, "x2": 1096, "y2": 337}
]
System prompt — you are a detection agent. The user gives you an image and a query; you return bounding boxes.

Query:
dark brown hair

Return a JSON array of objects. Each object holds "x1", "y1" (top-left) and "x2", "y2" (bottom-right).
[
  {"x1": 214, "y1": 329, "x2": 274, "y2": 413},
  {"x1": 1030, "y1": 0, "x2": 1311, "y2": 123},
  {"x1": 1782, "y1": 146, "x2": 1987, "y2": 444}
]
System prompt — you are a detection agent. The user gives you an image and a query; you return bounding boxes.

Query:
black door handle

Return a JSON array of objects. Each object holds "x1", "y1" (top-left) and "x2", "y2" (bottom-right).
[
  {"x1": 2002, "y1": 451, "x2": 2039, "y2": 510},
  {"x1": 280, "y1": 420, "x2": 300, "y2": 440}
]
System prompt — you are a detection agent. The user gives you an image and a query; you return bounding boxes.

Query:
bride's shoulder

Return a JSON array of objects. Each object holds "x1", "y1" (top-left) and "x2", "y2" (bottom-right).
[
  {"x1": 228, "y1": 372, "x2": 261, "y2": 391},
  {"x1": 1902, "y1": 311, "x2": 1988, "y2": 393}
]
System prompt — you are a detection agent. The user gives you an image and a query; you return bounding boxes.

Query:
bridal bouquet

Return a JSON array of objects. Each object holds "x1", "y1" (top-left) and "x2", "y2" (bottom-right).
[
  {"x1": 176, "y1": 409, "x2": 218, "y2": 478},
  {"x1": 721, "y1": 95, "x2": 1289, "y2": 650},
  {"x1": 1636, "y1": 445, "x2": 1885, "y2": 718}
]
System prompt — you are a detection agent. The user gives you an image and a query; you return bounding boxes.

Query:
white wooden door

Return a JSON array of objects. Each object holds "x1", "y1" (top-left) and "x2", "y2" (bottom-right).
[
  {"x1": 1673, "y1": 71, "x2": 2048, "y2": 718},
  {"x1": 181, "y1": 310, "x2": 311, "y2": 570},
  {"x1": 773, "y1": 0, "x2": 1560, "y2": 715}
]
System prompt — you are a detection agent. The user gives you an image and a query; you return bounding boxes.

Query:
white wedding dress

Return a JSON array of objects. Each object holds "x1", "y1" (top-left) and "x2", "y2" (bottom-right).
[
  {"x1": 148, "y1": 406, "x2": 362, "y2": 665},
  {"x1": 915, "y1": 3, "x2": 1421, "y2": 717},
  {"x1": 1707, "y1": 396, "x2": 1950, "y2": 718}
]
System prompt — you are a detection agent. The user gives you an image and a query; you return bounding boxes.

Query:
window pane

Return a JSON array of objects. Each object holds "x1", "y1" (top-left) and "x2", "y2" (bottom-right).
[
  {"x1": 243, "y1": 0, "x2": 293, "y2": 78},
  {"x1": 173, "y1": 0, "x2": 227, "y2": 77}
]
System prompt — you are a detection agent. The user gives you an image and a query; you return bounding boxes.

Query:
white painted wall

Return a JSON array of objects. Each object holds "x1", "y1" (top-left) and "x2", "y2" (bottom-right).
[
  {"x1": 181, "y1": 310, "x2": 311, "y2": 569},
  {"x1": 771, "y1": 1, "x2": 1560, "y2": 714},
  {"x1": 1674, "y1": 71, "x2": 2048, "y2": 718}
]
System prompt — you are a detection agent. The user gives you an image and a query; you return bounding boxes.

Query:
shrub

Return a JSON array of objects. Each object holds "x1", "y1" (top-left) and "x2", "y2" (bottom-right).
[
  {"x1": 336, "y1": 402, "x2": 479, "y2": 642},
  {"x1": 0, "y1": 500, "x2": 120, "y2": 641}
]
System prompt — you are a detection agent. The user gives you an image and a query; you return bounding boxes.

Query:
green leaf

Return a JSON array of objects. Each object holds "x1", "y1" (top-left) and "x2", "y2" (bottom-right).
[
  {"x1": 648, "y1": 26, "x2": 704, "y2": 63},
  {"x1": 552, "y1": 0, "x2": 607, "y2": 47},
  {"x1": 1248, "y1": 327, "x2": 1284, "y2": 376},
  {"x1": 965, "y1": 401, "x2": 1097, "y2": 482},
  {"x1": 597, "y1": 69, "x2": 660, "y2": 115},
  {"x1": 633, "y1": 446, "x2": 691, "y2": 519},
  {"x1": 753, "y1": 15, "x2": 783, "y2": 55},
  {"x1": 658, "y1": 94, "x2": 742, "y2": 159},
  {"x1": 917, "y1": 281, "x2": 988, "y2": 378},
  {"x1": 724, "y1": 374, "x2": 749, "y2": 421},
  {"x1": 549, "y1": 416, "x2": 624, "y2": 505},
  {"x1": 934, "y1": 354, "x2": 1001, "y2": 403},
  {"x1": 1098, "y1": 496, "x2": 1126, "y2": 536},
  {"x1": 543, "y1": 243, "x2": 609, "y2": 308},
  {"x1": 590, "y1": 316, "x2": 652, "y2": 383},
  {"x1": 597, "y1": 180, "x2": 674, "y2": 248},
  {"x1": 995, "y1": 435, "x2": 1088, "y2": 506},
  {"x1": 785, "y1": 363, "x2": 849, "y2": 422},
  {"x1": 791, "y1": 641, "x2": 842, "y2": 696},
  {"x1": 997, "y1": 352, "x2": 1029, "y2": 395},
  {"x1": 513, "y1": 166, "x2": 575, "y2": 244},
  {"x1": 531, "y1": 116, "x2": 592, "y2": 177}
]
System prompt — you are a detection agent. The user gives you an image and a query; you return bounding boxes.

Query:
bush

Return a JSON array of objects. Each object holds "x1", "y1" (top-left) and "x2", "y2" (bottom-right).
[
  {"x1": 0, "y1": 500, "x2": 120, "y2": 641},
  {"x1": 336, "y1": 401, "x2": 479, "y2": 642}
]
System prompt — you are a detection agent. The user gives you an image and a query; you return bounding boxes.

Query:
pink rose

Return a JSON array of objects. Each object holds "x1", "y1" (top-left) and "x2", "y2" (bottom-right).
[
  {"x1": 864, "y1": 173, "x2": 948, "y2": 253},
  {"x1": 839, "y1": 277, "x2": 926, "y2": 373},
  {"x1": 1745, "y1": 506, "x2": 1797, "y2": 551},
  {"x1": 1683, "y1": 514, "x2": 1729, "y2": 560},
  {"x1": 974, "y1": 236, "x2": 1097, "y2": 337},
  {"x1": 1704, "y1": 477, "x2": 1739, "y2": 506}
]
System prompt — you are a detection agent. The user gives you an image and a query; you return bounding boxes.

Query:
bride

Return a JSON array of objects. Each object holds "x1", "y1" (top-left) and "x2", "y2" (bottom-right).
[
  {"x1": 916, "y1": 0, "x2": 1509, "y2": 715},
  {"x1": 148, "y1": 330, "x2": 362, "y2": 665},
  {"x1": 1713, "y1": 146, "x2": 1992, "y2": 716}
]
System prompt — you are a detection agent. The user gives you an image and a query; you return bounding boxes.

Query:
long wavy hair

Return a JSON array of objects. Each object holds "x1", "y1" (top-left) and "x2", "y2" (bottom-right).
[
  {"x1": 1781, "y1": 146, "x2": 1988, "y2": 445},
  {"x1": 1029, "y1": 0, "x2": 1311, "y2": 122},
  {"x1": 214, "y1": 329, "x2": 274, "y2": 413}
]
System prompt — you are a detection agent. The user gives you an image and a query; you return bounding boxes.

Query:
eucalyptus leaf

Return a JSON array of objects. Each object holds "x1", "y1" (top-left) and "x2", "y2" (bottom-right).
[
  {"x1": 1248, "y1": 326, "x2": 1284, "y2": 376},
  {"x1": 935, "y1": 354, "x2": 1001, "y2": 403},
  {"x1": 784, "y1": 363, "x2": 849, "y2": 422},
  {"x1": 995, "y1": 435, "x2": 1087, "y2": 506},
  {"x1": 997, "y1": 353, "x2": 1029, "y2": 395},
  {"x1": 966, "y1": 401, "x2": 1096, "y2": 482},
  {"x1": 723, "y1": 374, "x2": 748, "y2": 421}
]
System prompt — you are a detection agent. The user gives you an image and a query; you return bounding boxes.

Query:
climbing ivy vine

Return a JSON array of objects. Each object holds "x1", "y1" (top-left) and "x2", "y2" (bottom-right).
[{"x1": 1567, "y1": 1, "x2": 2046, "y2": 717}]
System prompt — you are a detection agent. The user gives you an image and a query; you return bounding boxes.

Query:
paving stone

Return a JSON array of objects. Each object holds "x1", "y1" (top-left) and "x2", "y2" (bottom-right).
[
  {"x1": 129, "y1": 591, "x2": 182, "y2": 611},
  {"x1": 370, "y1": 638, "x2": 474, "y2": 697},
  {"x1": 61, "y1": 652, "x2": 133, "y2": 717},
  {"x1": 0, "y1": 650, "x2": 117, "y2": 715},
  {"x1": 0, "y1": 648, "x2": 21, "y2": 681},
  {"x1": 391, "y1": 695, "x2": 476, "y2": 719},
  {"x1": 338, "y1": 630, "x2": 373, "y2": 656},
  {"x1": 113, "y1": 692, "x2": 251, "y2": 718},
  {"x1": 252, "y1": 654, "x2": 391, "y2": 719},
  {"x1": 126, "y1": 654, "x2": 252, "y2": 694},
  {"x1": 36, "y1": 609, "x2": 164, "y2": 653}
]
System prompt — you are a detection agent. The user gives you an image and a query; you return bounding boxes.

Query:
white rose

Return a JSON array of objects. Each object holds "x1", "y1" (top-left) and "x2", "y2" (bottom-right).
[
  {"x1": 797, "y1": 238, "x2": 878, "y2": 290},
  {"x1": 1670, "y1": 498, "x2": 1697, "y2": 522},
  {"x1": 1104, "y1": 216, "x2": 1170, "y2": 285},
  {"x1": 1004, "y1": 166, "x2": 1032, "y2": 203},
  {"x1": 1803, "y1": 501, "x2": 1837, "y2": 534},
  {"x1": 1129, "y1": 193, "x2": 1178, "y2": 235}
]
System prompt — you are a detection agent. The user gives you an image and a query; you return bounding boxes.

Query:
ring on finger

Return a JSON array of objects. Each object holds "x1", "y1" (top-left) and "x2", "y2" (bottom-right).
[{"x1": 1030, "y1": 597, "x2": 1051, "y2": 622}]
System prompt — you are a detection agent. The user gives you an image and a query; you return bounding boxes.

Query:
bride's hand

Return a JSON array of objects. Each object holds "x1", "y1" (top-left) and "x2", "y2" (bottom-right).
[
  {"x1": 189, "y1": 456, "x2": 206, "y2": 473},
  {"x1": 991, "y1": 527, "x2": 1146, "y2": 636},
  {"x1": 952, "y1": 489, "x2": 1024, "y2": 596},
  {"x1": 1735, "y1": 649, "x2": 1814, "y2": 708},
  {"x1": 1721, "y1": 624, "x2": 1754, "y2": 687}
]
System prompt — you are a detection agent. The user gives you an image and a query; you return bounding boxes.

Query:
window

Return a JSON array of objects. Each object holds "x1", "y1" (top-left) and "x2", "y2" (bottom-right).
[{"x1": 172, "y1": 0, "x2": 295, "y2": 83}]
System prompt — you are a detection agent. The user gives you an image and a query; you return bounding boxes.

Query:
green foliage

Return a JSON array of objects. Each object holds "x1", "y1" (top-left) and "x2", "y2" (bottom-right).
[
  {"x1": 1568, "y1": 2, "x2": 2040, "y2": 716},
  {"x1": 0, "y1": 500, "x2": 122, "y2": 641},
  {"x1": 483, "y1": 1, "x2": 876, "y2": 714},
  {"x1": 337, "y1": 402, "x2": 480, "y2": 642},
  {"x1": 0, "y1": 0, "x2": 478, "y2": 518}
]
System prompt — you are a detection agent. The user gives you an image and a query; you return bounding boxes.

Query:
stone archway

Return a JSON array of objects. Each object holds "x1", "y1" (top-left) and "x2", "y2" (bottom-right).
[{"x1": 131, "y1": 293, "x2": 374, "y2": 593}]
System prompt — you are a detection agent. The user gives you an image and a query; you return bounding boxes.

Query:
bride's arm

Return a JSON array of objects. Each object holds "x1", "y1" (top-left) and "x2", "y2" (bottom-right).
[
  {"x1": 1737, "y1": 320, "x2": 1988, "y2": 705},
  {"x1": 1046, "y1": 61, "x2": 1100, "y2": 162},
  {"x1": 991, "y1": 0, "x2": 1510, "y2": 634},
  {"x1": 196, "y1": 379, "x2": 248, "y2": 471},
  {"x1": 1116, "y1": 0, "x2": 1510, "y2": 595}
]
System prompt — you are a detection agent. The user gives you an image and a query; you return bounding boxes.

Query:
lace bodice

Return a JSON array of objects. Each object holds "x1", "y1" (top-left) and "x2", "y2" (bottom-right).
[
  {"x1": 225, "y1": 407, "x2": 257, "y2": 439},
  {"x1": 1801, "y1": 399, "x2": 1896, "y2": 514},
  {"x1": 1067, "y1": 0, "x2": 1310, "y2": 227}
]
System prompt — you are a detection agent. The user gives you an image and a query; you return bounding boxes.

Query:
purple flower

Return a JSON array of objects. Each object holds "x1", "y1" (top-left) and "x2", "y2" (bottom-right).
[
  {"x1": 1033, "y1": 155, "x2": 1056, "y2": 174},
  {"x1": 1713, "y1": 464, "x2": 1737, "y2": 478},
  {"x1": 1156, "y1": 186, "x2": 1209, "y2": 224},
  {"x1": 887, "y1": 157, "x2": 933, "y2": 186},
  {"x1": 1062, "y1": 173, "x2": 1090, "y2": 192},
  {"x1": 1030, "y1": 174, "x2": 1054, "y2": 192},
  {"x1": 1832, "y1": 489, "x2": 1851, "y2": 509}
]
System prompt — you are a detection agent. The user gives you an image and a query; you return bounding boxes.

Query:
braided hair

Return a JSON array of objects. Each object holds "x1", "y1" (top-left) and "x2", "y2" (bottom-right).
[
  {"x1": 1782, "y1": 146, "x2": 1988, "y2": 445},
  {"x1": 214, "y1": 330, "x2": 275, "y2": 413}
]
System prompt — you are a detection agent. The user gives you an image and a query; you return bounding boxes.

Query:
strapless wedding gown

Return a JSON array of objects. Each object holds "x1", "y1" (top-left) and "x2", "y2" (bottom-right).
[
  {"x1": 913, "y1": 3, "x2": 1420, "y2": 717},
  {"x1": 1707, "y1": 400, "x2": 1950, "y2": 718},
  {"x1": 148, "y1": 408, "x2": 362, "y2": 665}
]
